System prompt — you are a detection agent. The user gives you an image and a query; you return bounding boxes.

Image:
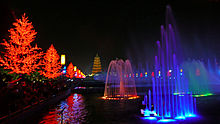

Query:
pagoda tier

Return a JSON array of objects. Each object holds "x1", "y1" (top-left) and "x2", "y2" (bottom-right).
[{"x1": 92, "y1": 53, "x2": 102, "y2": 75}]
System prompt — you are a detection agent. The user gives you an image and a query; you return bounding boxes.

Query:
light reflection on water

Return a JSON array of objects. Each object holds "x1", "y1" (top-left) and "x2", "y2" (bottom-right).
[
  {"x1": 33, "y1": 92, "x2": 219, "y2": 124},
  {"x1": 39, "y1": 93, "x2": 88, "y2": 124}
]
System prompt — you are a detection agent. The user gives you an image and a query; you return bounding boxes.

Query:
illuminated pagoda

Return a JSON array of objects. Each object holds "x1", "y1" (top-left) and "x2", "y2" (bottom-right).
[{"x1": 92, "y1": 53, "x2": 102, "y2": 75}]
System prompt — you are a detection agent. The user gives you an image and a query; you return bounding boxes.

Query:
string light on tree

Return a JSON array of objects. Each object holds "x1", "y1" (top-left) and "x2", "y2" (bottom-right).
[
  {"x1": 40, "y1": 44, "x2": 61, "y2": 79},
  {"x1": 0, "y1": 13, "x2": 42, "y2": 75},
  {"x1": 66, "y1": 62, "x2": 74, "y2": 79}
]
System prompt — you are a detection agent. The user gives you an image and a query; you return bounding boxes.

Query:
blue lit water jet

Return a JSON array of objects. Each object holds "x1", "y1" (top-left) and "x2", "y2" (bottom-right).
[{"x1": 141, "y1": 5, "x2": 197, "y2": 122}]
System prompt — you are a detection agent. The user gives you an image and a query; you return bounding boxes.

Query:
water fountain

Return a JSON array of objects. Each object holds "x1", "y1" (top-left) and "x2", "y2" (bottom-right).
[
  {"x1": 103, "y1": 59, "x2": 139, "y2": 100},
  {"x1": 207, "y1": 58, "x2": 220, "y2": 94},
  {"x1": 141, "y1": 5, "x2": 197, "y2": 121},
  {"x1": 182, "y1": 60, "x2": 212, "y2": 96}
]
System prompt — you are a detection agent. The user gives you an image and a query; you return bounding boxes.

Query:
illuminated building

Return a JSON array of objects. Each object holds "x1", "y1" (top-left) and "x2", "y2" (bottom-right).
[{"x1": 92, "y1": 53, "x2": 102, "y2": 75}]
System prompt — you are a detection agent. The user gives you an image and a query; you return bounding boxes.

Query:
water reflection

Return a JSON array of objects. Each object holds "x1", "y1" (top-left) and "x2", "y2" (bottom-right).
[{"x1": 40, "y1": 93, "x2": 88, "y2": 124}]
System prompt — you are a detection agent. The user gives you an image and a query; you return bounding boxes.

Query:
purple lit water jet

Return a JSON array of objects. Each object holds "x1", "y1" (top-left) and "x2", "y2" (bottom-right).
[
  {"x1": 103, "y1": 59, "x2": 139, "y2": 100},
  {"x1": 141, "y1": 5, "x2": 197, "y2": 121}
]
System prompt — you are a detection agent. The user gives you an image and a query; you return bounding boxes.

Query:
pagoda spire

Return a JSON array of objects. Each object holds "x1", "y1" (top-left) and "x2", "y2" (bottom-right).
[{"x1": 92, "y1": 53, "x2": 102, "y2": 75}]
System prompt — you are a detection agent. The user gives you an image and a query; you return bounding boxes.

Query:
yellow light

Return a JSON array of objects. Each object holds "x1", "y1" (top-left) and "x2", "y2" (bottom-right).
[
  {"x1": 61, "y1": 55, "x2": 65, "y2": 65},
  {"x1": 74, "y1": 66, "x2": 77, "y2": 71},
  {"x1": 180, "y1": 69, "x2": 183, "y2": 72}
]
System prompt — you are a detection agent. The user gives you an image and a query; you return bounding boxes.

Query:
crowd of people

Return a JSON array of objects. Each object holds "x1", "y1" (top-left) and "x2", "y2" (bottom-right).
[{"x1": 0, "y1": 73, "x2": 71, "y2": 118}]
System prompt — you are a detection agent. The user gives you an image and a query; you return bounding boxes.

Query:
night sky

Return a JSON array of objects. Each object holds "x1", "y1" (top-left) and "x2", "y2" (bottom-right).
[{"x1": 1, "y1": 0, "x2": 220, "y2": 74}]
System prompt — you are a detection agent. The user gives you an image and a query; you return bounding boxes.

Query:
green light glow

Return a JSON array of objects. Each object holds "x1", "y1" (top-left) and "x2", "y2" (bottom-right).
[
  {"x1": 173, "y1": 92, "x2": 179, "y2": 95},
  {"x1": 192, "y1": 93, "x2": 213, "y2": 97},
  {"x1": 173, "y1": 92, "x2": 213, "y2": 97},
  {"x1": 182, "y1": 61, "x2": 212, "y2": 95}
]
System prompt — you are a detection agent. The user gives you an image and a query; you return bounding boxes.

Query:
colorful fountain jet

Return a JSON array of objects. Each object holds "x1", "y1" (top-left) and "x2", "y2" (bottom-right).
[
  {"x1": 141, "y1": 5, "x2": 197, "y2": 121},
  {"x1": 103, "y1": 59, "x2": 139, "y2": 100}
]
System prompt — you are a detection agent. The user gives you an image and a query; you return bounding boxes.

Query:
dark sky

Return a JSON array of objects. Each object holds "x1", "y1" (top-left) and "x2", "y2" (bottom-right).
[{"x1": 1, "y1": 0, "x2": 220, "y2": 74}]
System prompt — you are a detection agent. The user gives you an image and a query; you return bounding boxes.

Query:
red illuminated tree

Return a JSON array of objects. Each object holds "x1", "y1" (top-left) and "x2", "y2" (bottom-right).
[
  {"x1": 66, "y1": 62, "x2": 74, "y2": 78},
  {"x1": 0, "y1": 13, "x2": 42, "y2": 75},
  {"x1": 40, "y1": 44, "x2": 61, "y2": 79}
]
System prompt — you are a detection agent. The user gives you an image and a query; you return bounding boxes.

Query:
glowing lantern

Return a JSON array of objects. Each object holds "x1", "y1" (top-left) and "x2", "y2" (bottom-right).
[
  {"x1": 63, "y1": 65, "x2": 66, "y2": 74},
  {"x1": 152, "y1": 72, "x2": 155, "y2": 77},
  {"x1": 74, "y1": 66, "x2": 77, "y2": 71},
  {"x1": 180, "y1": 69, "x2": 183, "y2": 76},
  {"x1": 61, "y1": 54, "x2": 65, "y2": 65},
  {"x1": 140, "y1": 73, "x2": 143, "y2": 77},
  {"x1": 145, "y1": 72, "x2": 148, "y2": 77},
  {"x1": 167, "y1": 70, "x2": 172, "y2": 77}
]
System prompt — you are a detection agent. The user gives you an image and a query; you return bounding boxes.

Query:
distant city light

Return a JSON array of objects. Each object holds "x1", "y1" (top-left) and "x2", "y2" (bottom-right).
[
  {"x1": 62, "y1": 65, "x2": 67, "y2": 74},
  {"x1": 145, "y1": 72, "x2": 148, "y2": 77}
]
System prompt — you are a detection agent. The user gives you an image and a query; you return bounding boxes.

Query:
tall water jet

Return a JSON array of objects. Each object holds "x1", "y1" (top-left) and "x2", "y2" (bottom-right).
[
  {"x1": 182, "y1": 60, "x2": 211, "y2": 95},
  {"x1": 103, "y1": 59, "x2": 139, "y2": 100},
  {"x1": 141, "y1": 5, "x2": 197, "y2": 121}
]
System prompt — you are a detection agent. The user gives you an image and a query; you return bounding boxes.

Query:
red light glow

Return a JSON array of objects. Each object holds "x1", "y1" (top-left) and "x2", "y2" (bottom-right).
[
  {"x1": 40, "y1": 44, "x2": 62, "y2": 79},
  {"x1": 101, "y1": 95, "x2": 140, "y2": 100},
  {"x1": 0, "y1": 13, "x2": 42, "y2": 75},
  {"x1": 66, "y1": 62, "x2": 74, "y2": 78}
]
